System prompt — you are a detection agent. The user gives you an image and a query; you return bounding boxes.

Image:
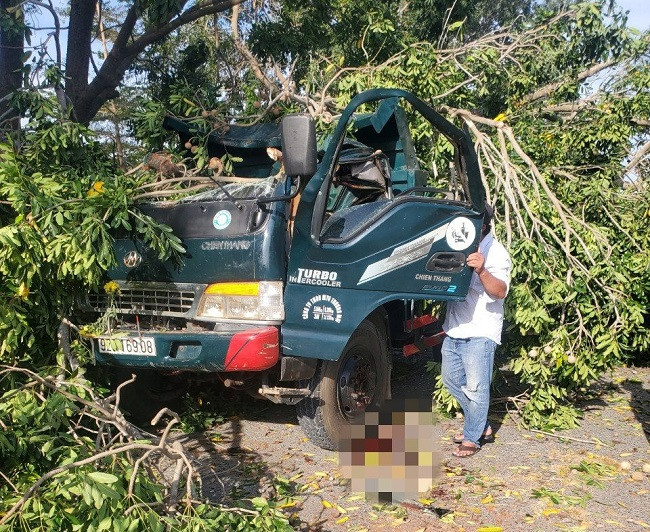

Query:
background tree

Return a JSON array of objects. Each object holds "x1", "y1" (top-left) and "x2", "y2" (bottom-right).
[
  {"x1": 0, "y1": 0, "x2": 250, "y2": 134},
  {"x1": 64, "y1": 0, "x2": 255, "y2": 124},
  {"x1": 0, "y1": 0, "x2": 24, "y2": 138},
  {"x1": 248, "y1": 0, "x2": 536, "y2": 78},
  {"x1": 150, "y1": 0, "x2": 648, "y2": 427},
  {"x1": 3, "y1": 0, "x2": 649, "y2": 430},
  {"x1": 258, "y1": 1, "x2": 648, "y2": 428}
]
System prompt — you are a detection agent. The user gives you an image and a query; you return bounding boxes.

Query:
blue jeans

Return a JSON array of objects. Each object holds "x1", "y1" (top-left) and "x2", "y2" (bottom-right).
[{"x1": 441, "y1": 336, "x2": 497, "y2": 446}]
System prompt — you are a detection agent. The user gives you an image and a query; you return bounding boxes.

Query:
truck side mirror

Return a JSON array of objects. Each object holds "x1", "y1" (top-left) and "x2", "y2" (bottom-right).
[{"x1": 281, "y1": 114, "x2": 317, "y2": 179}]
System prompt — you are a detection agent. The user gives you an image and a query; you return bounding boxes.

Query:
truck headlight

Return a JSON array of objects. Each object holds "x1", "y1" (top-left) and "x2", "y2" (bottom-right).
[{"x1": 196, "y1": 281, "x2": 284, "y2": 321}]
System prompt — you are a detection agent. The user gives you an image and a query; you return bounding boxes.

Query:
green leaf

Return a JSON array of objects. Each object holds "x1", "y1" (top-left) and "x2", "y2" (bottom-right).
[
  {"x1": 87, "y1": 472, "x2": 119, "y2": 484},
  {"x1": 93, "y1": 480, "x2": 122, "y2": 500},
  {"x1": 97, "y1": 517, "x2": 112, "y2": 531},
  {"x1": 251, "y1": 496, "x2": 268, "y2": 509}
]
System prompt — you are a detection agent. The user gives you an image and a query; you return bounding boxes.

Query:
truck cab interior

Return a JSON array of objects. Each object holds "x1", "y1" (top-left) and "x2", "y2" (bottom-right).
[{"x1": 319, "y1": 97, "x2": 464, "y2": 243}]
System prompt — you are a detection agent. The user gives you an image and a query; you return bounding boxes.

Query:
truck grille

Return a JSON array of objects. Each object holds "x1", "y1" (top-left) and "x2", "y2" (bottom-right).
[{"x1": 87, "y1": 284, "x2": 199, "y2": 317}]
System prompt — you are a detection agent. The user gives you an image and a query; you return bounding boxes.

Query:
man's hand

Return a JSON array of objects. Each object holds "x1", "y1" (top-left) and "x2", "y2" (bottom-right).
[
  {"x1": 466, "y1": 252, "x2": 485, "y2": 274},
  {"x1": 467, "y1": 251, "x2": 507, "y2": 300}
]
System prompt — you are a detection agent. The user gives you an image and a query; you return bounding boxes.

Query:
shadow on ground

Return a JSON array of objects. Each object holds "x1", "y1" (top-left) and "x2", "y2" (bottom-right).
[
  {"x1": 623, "y1": 378, "x2": 650, "y2": 445},
  {"x1": 179, "y1": 422, "x2": 300, "y2": 505}
]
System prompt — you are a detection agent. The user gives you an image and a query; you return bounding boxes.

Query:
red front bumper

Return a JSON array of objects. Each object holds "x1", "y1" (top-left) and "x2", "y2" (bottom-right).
[{"x1": 224, "y1": 326, "x2": 280, "y2": 371}]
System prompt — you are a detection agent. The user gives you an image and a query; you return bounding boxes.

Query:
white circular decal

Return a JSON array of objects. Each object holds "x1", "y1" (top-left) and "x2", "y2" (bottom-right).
[
  {"x1": 445, "y1": 217, "x2": 476, "y2": 251},
  {"x1": 212, "y1": 210, "x2": 232, "y2": 230},
  {"x1": 301, "y1": 294, "x2": 343, "y2": 324}
]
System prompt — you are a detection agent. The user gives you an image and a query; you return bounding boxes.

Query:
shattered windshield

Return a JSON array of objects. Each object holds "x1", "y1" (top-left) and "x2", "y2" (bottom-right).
[{"x1": 177, "y1": 174, "x2": 284, "y2": 203}]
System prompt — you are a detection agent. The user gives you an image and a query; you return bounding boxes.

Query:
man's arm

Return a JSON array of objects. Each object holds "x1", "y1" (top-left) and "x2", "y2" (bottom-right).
[{"x1": 466, "y1": 252, "x2": 507, "y2": 300}]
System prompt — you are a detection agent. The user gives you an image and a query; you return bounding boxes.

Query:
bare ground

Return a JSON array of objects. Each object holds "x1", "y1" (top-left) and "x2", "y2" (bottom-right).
[{"x1": 178, "y1": 351, "x2": 650, "y2": 531}]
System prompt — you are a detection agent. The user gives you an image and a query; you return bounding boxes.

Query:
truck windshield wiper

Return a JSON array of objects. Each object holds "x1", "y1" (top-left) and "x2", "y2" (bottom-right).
[{"x1": 206, "y1": 174, "x2": 244, "y2": 210}]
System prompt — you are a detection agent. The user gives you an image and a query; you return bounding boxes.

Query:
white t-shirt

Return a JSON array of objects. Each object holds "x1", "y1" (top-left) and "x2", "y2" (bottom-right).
[{"x1": 443, "y1": 233, "x2": 511, "y2": 345}]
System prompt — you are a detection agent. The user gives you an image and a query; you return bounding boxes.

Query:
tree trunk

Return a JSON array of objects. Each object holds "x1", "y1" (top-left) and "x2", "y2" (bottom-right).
[
  {"x1": 66, "y1": 0, "x2": 246, "y2": 125},
  {"x1": 65, "y1": 0, "x2": 97, "y2": 121},
  {"x1": 0, "y1": 0, "x2": 24, "y2": 141}
]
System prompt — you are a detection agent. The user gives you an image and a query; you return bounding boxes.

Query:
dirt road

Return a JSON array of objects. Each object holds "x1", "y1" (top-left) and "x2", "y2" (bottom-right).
[{"x1": 181, "y1": 352, "x2": 650, "y2": 531}]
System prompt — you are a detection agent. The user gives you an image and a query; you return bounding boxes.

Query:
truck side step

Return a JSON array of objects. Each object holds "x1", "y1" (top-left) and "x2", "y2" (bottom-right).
[
  {"x1": 402, "y1": 331, "x2": 446, "y2": 357},
  {"x1": 403, "y1": 314, "x2": 437, "y2": 333}
]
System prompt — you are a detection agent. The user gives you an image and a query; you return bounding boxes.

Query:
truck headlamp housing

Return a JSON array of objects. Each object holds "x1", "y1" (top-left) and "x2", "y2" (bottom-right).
[{"x1": 196, "y1": 281, "x2": 284, "y2": 322}]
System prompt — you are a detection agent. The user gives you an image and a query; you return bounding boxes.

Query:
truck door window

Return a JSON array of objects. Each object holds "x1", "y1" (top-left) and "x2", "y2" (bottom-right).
[
  {"x1": 327, "y1": 148, "x2": 392, "y2": 209},
  {"x1": 318, "y1": 97, "x2": 477, "y2": 243},
  {"x1": 321, "y1": 143, "x2": 393, "y2": 240}
]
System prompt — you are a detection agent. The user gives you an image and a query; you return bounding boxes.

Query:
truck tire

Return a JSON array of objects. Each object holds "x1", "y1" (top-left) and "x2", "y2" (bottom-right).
[
  {"x1": 110, "y1": 368, "x2": 187, "y2": 424},
  {"x1": 296, "y1": 318, "x2": 390, "y2": 450}
]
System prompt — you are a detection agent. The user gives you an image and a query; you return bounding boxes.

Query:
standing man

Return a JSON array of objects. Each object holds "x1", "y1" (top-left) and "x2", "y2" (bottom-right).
[{"x1": 442, "y1": 204, "x2": 511, "y2": 458}]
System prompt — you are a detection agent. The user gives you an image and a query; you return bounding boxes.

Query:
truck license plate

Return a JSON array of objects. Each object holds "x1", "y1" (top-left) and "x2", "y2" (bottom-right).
[{"x1": 97, "y1": 337, "x2": 156, "y2": 357}]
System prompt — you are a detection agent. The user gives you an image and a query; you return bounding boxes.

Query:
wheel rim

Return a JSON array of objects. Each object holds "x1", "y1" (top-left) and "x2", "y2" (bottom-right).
[{"x1": 337, "y1": 350, "x2": 377, "y2": 419}]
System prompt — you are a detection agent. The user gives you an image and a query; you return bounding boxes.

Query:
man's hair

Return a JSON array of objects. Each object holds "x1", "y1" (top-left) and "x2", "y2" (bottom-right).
[{"x1": 483, "y1": 203, "x2": 494, "y2": 235}]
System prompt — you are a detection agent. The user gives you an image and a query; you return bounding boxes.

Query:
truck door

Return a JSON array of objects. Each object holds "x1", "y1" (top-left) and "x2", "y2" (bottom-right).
[
  {"x1": 282, "y1": 89, "x2": 486, "y2": 361},
  {"x1": 315, "y1": 195, "x2": 482, "y2": 297}
]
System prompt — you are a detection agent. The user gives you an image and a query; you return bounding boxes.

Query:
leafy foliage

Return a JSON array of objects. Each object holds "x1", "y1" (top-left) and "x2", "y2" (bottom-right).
[
  {"x1": 0, "y1": 89, "x2": 292, "y2": 529},
  {"x1": 127, "y1": 0, "x2": 649, "y2": 429},
  {"x1": 248, "y1": 0, "x2": 535, "y2": 77},
  {"x1": 0, "y1": 367, "x2": 292, "y2": 531},
  {"x1": 0, "y1": 93, "x2": 183, "y2": 365},
  {"x1": 299, "y1": 1, "x2": 649, "y2": 428},
  {"x1": 1, "y1": 5, "x2": 649, "y2": 529}
]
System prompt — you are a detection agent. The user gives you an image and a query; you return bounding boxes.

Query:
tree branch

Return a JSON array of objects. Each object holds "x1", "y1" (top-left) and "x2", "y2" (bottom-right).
[
  {"x1": 126, "y1": 0, "x2": 247, "y2": 56},
  {"x1": 623, "y1": 138, "x2": 650, "y2": 178},
  {"x1": 0, "y1": 441, "x2": 179, "y2": 525},
  {"x1": 229, "y1": 4, "x2": 335, "y2": 117},
  {"x1": 112, "y1": 4, "x2": 139, "y2": 51},
  {"x1": 29, "y1": 1, "x2": 62, "y2": 69},
  {"x1": 631, "y1": 118, "x2": 650, "y2": 127},
  {"x1": 521, "y1": 59, "x2": 616, "y2": 105},
  {"x1": 0, "y1": 366, "x2": 204, "y2": 526}
]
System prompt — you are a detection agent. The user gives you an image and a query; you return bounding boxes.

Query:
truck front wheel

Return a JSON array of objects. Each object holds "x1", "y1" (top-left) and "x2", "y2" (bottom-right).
[{"x1": 296, "y1": 319, "x2": 390, "y2": 450}]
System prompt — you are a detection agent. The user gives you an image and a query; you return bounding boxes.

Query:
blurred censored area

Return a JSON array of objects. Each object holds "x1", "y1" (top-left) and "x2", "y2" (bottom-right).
[{"x1": 338, "y1": 398, "x2": 441, "y2": 503}]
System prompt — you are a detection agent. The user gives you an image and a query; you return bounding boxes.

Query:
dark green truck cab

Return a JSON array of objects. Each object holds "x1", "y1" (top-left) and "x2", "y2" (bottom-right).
[{"x1": 80, "y1": 89, "x2": 486, "y2": 449}]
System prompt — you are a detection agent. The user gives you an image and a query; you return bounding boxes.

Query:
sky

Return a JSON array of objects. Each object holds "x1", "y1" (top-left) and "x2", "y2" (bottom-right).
[
  {"x1": 25, "y1": 0, "x2": 650, "y2": 82},
  {"x1": 618, "y1": 0, "x2": 650, "y2": 30}
]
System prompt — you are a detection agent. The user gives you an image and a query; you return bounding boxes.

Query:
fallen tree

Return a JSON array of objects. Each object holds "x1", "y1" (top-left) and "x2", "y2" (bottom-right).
[
  {"x1": 0, "y1": 5, "x2": 648, "y2": 526},
  {"x1": 219, "y1": 0, "x2": 650, "y2": 427},
  {"x1": 0, "y1": 366, "x2": 290, "y2": 530}
]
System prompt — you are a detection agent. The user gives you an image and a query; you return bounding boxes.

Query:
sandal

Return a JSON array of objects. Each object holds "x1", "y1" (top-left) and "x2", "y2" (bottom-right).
[
  {"x1": 452, "y1": 443, "x2": 481, "y2": 458},
  {"x1": 453, "y1": 431, "x2": 494, "y2": 445}
]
